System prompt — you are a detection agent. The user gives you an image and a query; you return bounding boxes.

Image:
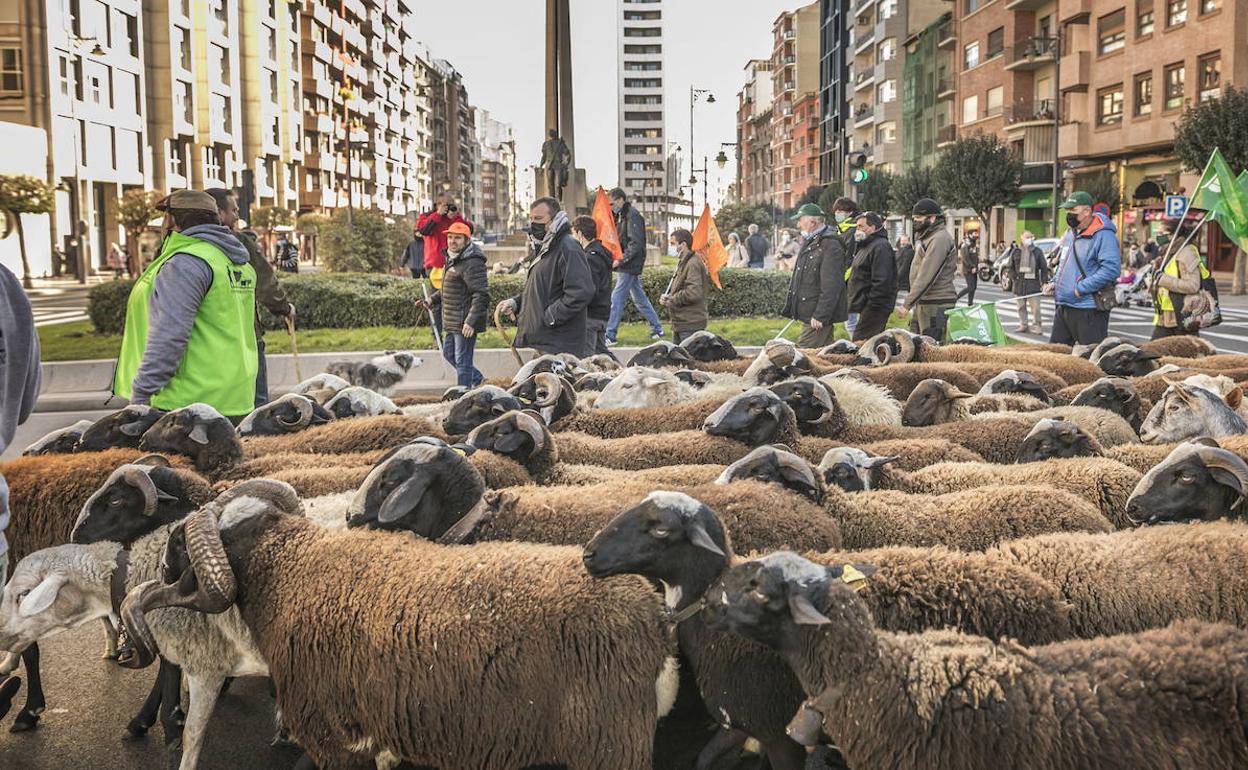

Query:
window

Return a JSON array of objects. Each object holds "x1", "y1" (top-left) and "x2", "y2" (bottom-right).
[
  {"x1": 1038, "y1": 14, "x2": 1053, "y2": 37},
  {"x1": 1098, "y1": 10, "x2": 1126, "y2": 54},
  {"x1": 167, "y1": 139, "x2": 184, "y2": 178},
  {"x1": 623, "y1": 27, "x2": 660, "y2": 37},
  {"x1": 174, "y1": 26, "x2": 191, "y2": 71},
  {"x1": 878, "y1": 0, "x2": 897, "y2": 21},
  {"x1": 211, "y1": 44, "x2": 230, "y2": 85},
  {"x1": 88, "y1": 70, "x2": 105, "y2": 104},
  {"x1": 623, "y1": 44, "x2": 661, "y2": 54},
  {"x1": 624, "y1": 62, "x2": 661, "y2": 71},
  {"x1": 1097, "y1": 84, "x2": 1124, "y2": 124},
  {"x1": 986, "y1": 85, "x2": 1004, "y2": 116},
  {"x1": 1199, "y1": 52, "x2": 1221, "y2": 100},
  {"x1": 0, "y1": 48, "x2": 22, "y2": 95},
  {"x1": 1166, "y1": 0, "x2": 1186, "y2": 25},
  {"x1": 1137, "y1": 0, "x2": 1155, "y2": 34},
  {"x1": 987, "y1": 28, "x2": 1004, "y2": 59},
  {"x1": 877, "y1": 38, "x2": 896, "y2": 64},
  {"x1": 624, "y1": 77, "x2": 662, "y2": 88},
  {"x1": 1164, "y1": 62, "x2": 1185, "y2": 109},
  {"x1": 962, "y1": 94, "x2": 979, "y2": 123},
  {"x1": 877, "y1": 79, "x2": 896, "y2": 103},
  {"x1": 1134, "y1": 71, "x2": 1153, "y2": 114},
  {"x1": 57, "y1": 55, "x2": 72, "y2": 97},
  {"x1": 1201, "y1": 0, "x2": 1219, "y2": 12},
  {"x1": 176, "y1": 80, "x2": 193, "y2": 123},
  {"x1": 266, "y1": 28, "x2": 277, "y2": 61},
  {"x1": 965, "y1": 0, "x2": 983, "y2": 13},
  {"x1": 624, "y1": 127, "x2": 662, "y2": 138},
  {"x1": 268, "y1": 70, "x2": 278, "y2": 102},
  {"x1": 120, "y1": 12, "x2": 138, "y2": 58},
  {"x1": 876, "y1": 121, "x2": 896, "y2": 145},
  {"x1": 964, "y1": 41, "x2": 980, "y2": 69}
]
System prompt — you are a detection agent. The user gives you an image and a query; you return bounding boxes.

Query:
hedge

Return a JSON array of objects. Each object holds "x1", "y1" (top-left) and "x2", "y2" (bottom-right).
[{"x1": 86, "y1": 267, "x2": 793, "y2": 335}]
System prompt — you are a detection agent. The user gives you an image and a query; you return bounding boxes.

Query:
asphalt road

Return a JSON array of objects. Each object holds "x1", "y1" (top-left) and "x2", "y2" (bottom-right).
[{"x1": 25, "y1": 280, "x2": 100, "y2": 328}]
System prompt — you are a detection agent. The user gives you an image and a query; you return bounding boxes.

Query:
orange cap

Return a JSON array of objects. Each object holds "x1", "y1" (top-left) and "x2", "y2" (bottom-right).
[{"x1": 446, "y1": 221, "x2": 472, "y2": 237}]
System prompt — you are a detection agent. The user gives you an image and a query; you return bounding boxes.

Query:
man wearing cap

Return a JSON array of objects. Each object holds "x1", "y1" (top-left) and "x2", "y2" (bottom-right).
[
  {"x1": 1044, "y1": 191, "x2": 1120, "y2": 345},
  {"x1": 847, "y1": 212, "x2": 898, "y2": 342},
  {"x1": 418, "y1": 220, "x2": 488, "y2": 388},
  {"x1": 113, "y1": 189, "x2": 258, "y2": 419},
  {"x1": 899, "y1": 198, "x2": 957, "y2": 340},
  {"x1": 781, "y1": 203, "x2": 848, "y2": 348}
]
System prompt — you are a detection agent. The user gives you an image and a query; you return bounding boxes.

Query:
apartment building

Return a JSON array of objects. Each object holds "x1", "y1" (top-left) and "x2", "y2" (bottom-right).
[
  {"x1": 770, "y1": 1, "x2": 821, "y2": 210},
  {"x1": 474, "y1": 106, "x2": 517, "y2": 236},
  {"x1": 736, "y1": 59, "x2": 775, "y2": 207},
  {"x1": 425, "y1": 56, "x2": 475, "y2": 216},
  {"x1": 617, "y1": 0, "x2": 666, "y2": 207},
  {"x1": 848, "y1": 0, "x2": 907, "y2": 175},
  {"x1": 819, "y1": 0, "x2": 852, "y2": 185},
  {"x1": 901, "y1": 10, "x2": 955, "y2": 170},
  {"x1": 239, "y1": 0, "x2": 302, "y2": 212}
]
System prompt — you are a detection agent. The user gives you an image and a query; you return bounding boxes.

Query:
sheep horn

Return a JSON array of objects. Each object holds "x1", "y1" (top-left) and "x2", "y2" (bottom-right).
[
  {"x1": 277, "y1": 397, "x2": 315, "y2": 429},
  {"x1": 807, "y1": 384, "x2": 838, "y2": 424},
  {"x1": 530, "y1": 372, "x2": 564, "y2": 409},
  {"x1": 122, "y1": 466, "x2": 160, "y2": 518},
  {"x1": 133, "y1": 454, "x2": 171, "y2": 467},
  {"x1": 513, "y1": 412, "x2": 549, "y2": 450},
  {"x1": 874, "y1": 342, "x2": 893, "y2": 366},
  {"x1": 212, "y1": 479, "x2": 304, "y2": 517},
  {"x1": 1193, "y1": 447, "x2": 1248, "y2": 504}
]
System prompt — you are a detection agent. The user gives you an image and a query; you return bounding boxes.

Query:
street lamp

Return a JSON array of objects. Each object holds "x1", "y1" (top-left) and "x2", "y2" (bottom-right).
[
  {"x1": 688, "y1": 156, "x2": 710, "y2": 218},
  {"x1": 689, "y1": 86, "x2": 714, "y2": 219}
]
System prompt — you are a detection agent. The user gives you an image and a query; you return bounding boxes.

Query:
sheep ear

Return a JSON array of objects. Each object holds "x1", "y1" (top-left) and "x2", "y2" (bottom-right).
[
  {"x1": 787, "y1": 592, "x2": 831, "y2": 625},
  {"x1": 686, "y1": 521, "x2": 725, "y2": 556},
  {"x1": 18, "y1": 573, "x2": 69, "y2": 617},
  {"x1": 866, "y1": 455, "x2": 900, "y2": 469},
  {"x1": 378, "y1": 473, "x2": 433, "y2": 524},
  {"x1": 641, "y1": 377, "x2": 668, "y2": 388},
  {"x1": 119, "y1": 421, "x2": 148, "y2": 437},
  {"x1": 188, "y1": 424, "x2": 210, "y2": 445},
  {"x1": 493, "y1": 430, "x2": 529, "y2": 454},
  {"x1": 1226, "y1": 387, "x2": 1243, "y2": 410}
]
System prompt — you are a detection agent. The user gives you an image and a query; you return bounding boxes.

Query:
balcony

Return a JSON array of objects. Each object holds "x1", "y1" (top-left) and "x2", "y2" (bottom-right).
[
  {"x1": 1004, "y1": 36, "x2": 1058, "y2": 71},
  {"x1": 1019, "y1": 162, "x2": 1055, "y2": 188},
  {"x1": 1059, "y1": 50, "x2": 1090, "y2": 92},
  {"x1": 854, "y1": 31, "x2": 875, "y2": 55},
  {"x1": 1061, "y1": 0, "x2": 1091, "y2": 23},
  {"x1": 937, "y1": 125, "x2": 957, "y2": 146},
  {"x1": 1005, "y1": 0, "x2": 1048, "y2": 9},
  {"x1": 937, "y1": 22, "x2": 955, "y2": 49},
  {"x1": 937, "y1": 76, "x2": 955, "y2": 100},
  {"x1": 1005, "y1": 99, "x2": 1056, "y2": 127},
  {"x1": 856, "y1": 0, "x2": 878, "y2": 11},
  {"x1": 853, "y1": 70, "x2": 876, "y2": 92},
  {"x1": 854, "y1": 103, "x2": 874, "y2": 127},
  {"x1": 783, "y1": 29, "x2": 796, "y2": 40}
]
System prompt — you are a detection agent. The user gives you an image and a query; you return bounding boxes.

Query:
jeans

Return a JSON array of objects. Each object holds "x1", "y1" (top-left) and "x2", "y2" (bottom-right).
[
  {"x1": 442, "y1": 332, "x2": 484, "y2": 388},
  {"x1": 846, "y1": 312, "x2": 859, "y2": 336},
  {"x1": 957, "y1": 274, "x2": 979, "y2": 305},
  {"x1": 254, "y1": 336, "x2": 270, "y2": 408},
  {"x1": 606, "y1": 272, "x2": 663, "y2": 340}
]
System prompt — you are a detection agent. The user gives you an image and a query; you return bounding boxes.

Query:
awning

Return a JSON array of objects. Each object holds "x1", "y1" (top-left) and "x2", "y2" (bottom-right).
[{"x1": 1017, "y1": 190, "x2": 1054, "y2": 209}]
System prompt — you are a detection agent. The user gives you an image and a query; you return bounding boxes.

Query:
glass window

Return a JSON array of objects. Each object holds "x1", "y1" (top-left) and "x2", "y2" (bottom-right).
[
  {"x1": 174, "y1": 26, "x2": 192, "y2": 71},
  {"x1": 877, "y1": 38, "x2": 896, "y2": 64},
  {"x1": 964, "y1": 41, "x2": 980, "y2": 69},
  {"x1": 1134, "y1": 72, "x2": 1153, "y2": 114},
  {"x1": 1098, "y1": 9, "x2": 1126, "y2": 54},
  {"x1": 986, "y1": 86, "x2": 1003, "y2": 115},
  {"x1": 987, "y1": 28, "x2": 1004, "y2": 58},
  {"x1": 1201, "y1": 0, "x2": 1219, "y2": 12},
  {"x1": 1199, "y1": 52, "x2": 1221, "y2": 100},
  {"x1": 1164, "y1": 62, "x2": 1185, "y2": 109},
  {"x1": 876, "y1": 121, "x2": 897, "y2": 145},
  {"x1": 1166, "y1": 0, "x2": 1186, "y2": 25},
  {"x1": 962, "y1": 94, "x2": 979, "y2": 123},
  {"x1": 877, "y1": 79, "x2": 896, "y2": 103},
  {"x1": 1137, "y1": 0, "x2": 1155, "y2": 34},
  {"x1": 1097, "y1": 84, "x2": 1124, "y2": 124},
  {"x1": 0, "y1": 48, "x2": 23, "y2": 95},
  {"x1": 966, "y1": 0, "x2": 982, "y2": 13}
]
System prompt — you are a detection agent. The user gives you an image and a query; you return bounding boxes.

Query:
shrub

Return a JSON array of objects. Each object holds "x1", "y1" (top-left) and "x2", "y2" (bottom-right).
[
  {"x1": 87, "y1": 267, "x2": 794, "y2": 334},
  {"x1": 319, "y1": 208, "x2": 406, "y2": 273}
]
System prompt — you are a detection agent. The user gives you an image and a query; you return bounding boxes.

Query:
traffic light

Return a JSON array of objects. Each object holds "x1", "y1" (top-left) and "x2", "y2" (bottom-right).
[
  {"x1": 847, "y1": 152, "x2": 869, "y2": 186},
  {"x1": 852, "y1": 168, "x2": 870, "y2": 185}
]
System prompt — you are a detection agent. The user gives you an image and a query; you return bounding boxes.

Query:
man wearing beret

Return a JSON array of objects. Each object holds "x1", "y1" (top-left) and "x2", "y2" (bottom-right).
[{"x1": 113, "y1": 189, "x2": 258, "y2": 418}]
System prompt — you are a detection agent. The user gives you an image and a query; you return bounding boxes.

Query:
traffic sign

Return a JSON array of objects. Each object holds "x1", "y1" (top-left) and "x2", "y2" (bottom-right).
[{"x1": 1164, "y1": 195, "x2": 1188, "y2": 218}]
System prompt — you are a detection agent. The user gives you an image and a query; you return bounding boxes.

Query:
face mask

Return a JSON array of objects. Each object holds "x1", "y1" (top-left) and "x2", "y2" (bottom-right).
[
  {"x1": 834, "y1": 212, "x2": 850, "y2": 224},
  {"x1": 668, "y1": 243, "x2": 679, "y2": 257},
  {"x1": 1022, "y1": 238, "x2": 1034, "y2": 247},
  {"x1": 1156, "y1": 234, "x2": 1171, "y2": 247},
  {"x1": 529, "y1": 222, "x2": 547, "y2": 240},
  {"x1": 1065, "y1": 212, "x2": 1082, "y2": 230},
  {"x1": 853, "y1": 230, "x2": 867, "y2": 243},
  {"x1": 912, "y1": 217, "x2": 929, "y2": 234}
]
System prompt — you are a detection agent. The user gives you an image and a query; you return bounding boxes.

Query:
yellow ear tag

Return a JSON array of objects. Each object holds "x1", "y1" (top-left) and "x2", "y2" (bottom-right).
[
  {"x1": 840, "y1": 564, "x2": 869, "y2": 592},
  {"x1": 451, "y1": 447, "x2": 467, "y2": 457}
]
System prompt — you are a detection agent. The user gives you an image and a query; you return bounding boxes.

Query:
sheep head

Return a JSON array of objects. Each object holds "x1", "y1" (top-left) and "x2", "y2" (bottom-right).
[
  {"x1": 818, "y1": 340, "x2": 859, "y2": 357},
  {"x1": 76, "y1": 406, "x2": 164, "y2": 452},
  {"x1": 346, "y1": 440, "x2": 487, "y2": 541},
  {"x1": 583, "y1": 491, "x2": 728, "y2": 584},
  {"x1": 512, "y1": 353, "x2": 580, "y2": 385},
  {"x1": 120, "y1": 480, "x2": 302, "y2": 670},
  {"x1": 703, "y1": 389, "x2": 798, "y2": 447},
  {"x1": 71, "y1": 461, "x2": 199, "y2": 546},
  {"x1": 817, "y1": 447, "x2": 900, "y2": 492},
  {"x1": 715, "y1": 445, "x2": 823, "y2": 502},
  {"x1": 508, "y1": 372, "x2": 576, "y2": 425},
  {"x1": 1095, "y1": 344, "x2": 1160, "y2": 377},
  {"x1": 138, "y1": 404, "x2": 242, "y2": 474},
  {"x1": 595, "y1": 367, "x2": 681, "y2": 410},
  {"x1": 573, "y1": 372, "x2": 616, "y2": 392},
  {"x1": 978, "y1": 370, "x2": 1051, "y2": 405},
  {"x1": 678, "y1": 331, "x2": 738, "y2": 362},
  {"x1": 674, "y1": 369, "x2": 713, "y2": 389},
  {"x1": 325, "y1": 386, "x2": 401, "y2": 419},
  {"x1": 1015, "y1": 418, "x2": 1103, "y2": 464},
  {"x1": 580, "y1": 353, "x2": 623, "y2": 373},
  {"x1": 443, "y1": 386, "x2": 524, "y2": 436},
  {"x1": 1140, "y1": 381, "x2": 1248, "y2": 444},
  {"x1": 1126, "y1": 442, "x2": 1248, "y2": 525},
  {"x1": 706, "y1": 552, "x2": 875, "y2": 648},
  {"x1": 1072, "y1": 377, "x2": 1142, "y2": 431},
  {"x1": 237, "y1": 394, "x2": 332, "y2": 437},
  {"x1": 21, "y1": 420, "x2": 95, "y2": 456},
  {"x1": 857, "y1": 328, "x2": 919, "y2": 366},
  {"x1": 768, "y1": 378, "x2": 843, "y2": 435},
  {"x1": 627, "y1": 341, "x2": 695, "y2": 369},
  {"x1": 466, "y1": 410, "x2": 553, "y2": 468},
  {"x1": 744, "y1": 341, "x2": 812, "y2": 386},
  {"x1": 901, "y1": 379, "x2": 971, "y2": 427},
  {"x1": 0, "y1": 543, "x2": 122, "y2": 660}
]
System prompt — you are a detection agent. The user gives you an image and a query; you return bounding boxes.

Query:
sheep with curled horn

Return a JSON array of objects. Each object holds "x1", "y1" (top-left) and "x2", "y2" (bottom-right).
[
  {"x1": 76, "y1": 405, "x2": 165, "y2": 452},
  {"x1": 1092, "y1": 343, "x2": 1162, "y2": 377},
  {"x1": 861, "y1": 328, "x2": 1104, "y2": 385},
  {"x1": 288, "y1": 373, "x2": 351, "y2": 405},
  {"x1": 236, "y1": 393, "x2": 333, "y2": 437},
  {"x1": 677, "y1": 330, "x2": 739, "y2": 362},
  {"x1": 508, "y1": 371, "x2": 577, "y2": 425},
  {"x1": 1139, "y1": 379, "x2": 1248, "y2": 444},
  {"x1": 1124, "y1": 442, "x2": 1248, "y2": 525},
  {"x1": 21, "y1": 420, "x2": 95, "y2": 456},
  {"x1": 119, "y1": 479, "x2": 681, "y2": 770},
  {"x1": 510, "y1": 352, "x2": 583, "y2": 385},
  {"x1": 818, "y1": 340, "x2": 859, "y2": 356}
]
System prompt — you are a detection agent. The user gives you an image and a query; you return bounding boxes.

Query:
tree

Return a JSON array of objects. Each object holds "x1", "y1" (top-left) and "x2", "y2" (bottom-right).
[
  {"x1": 296, "y1": 212, "x2": 330, "y2": 266},
  {"x1": 116, "y1": 189, "x2": 161, "y2": 277},
  {"x1": 713, "y1": 202, "x2": 775, "y2": 242},
  {"x1": 250, "y1": 205, "x2": 294, "y2": 260},
  {"x1": 1174, "y1": 86, "x2": 1248, "y2": 294},
  {"x1": 0, "y1": 174, "x2": 56, "y2": 289},
  {"x1": 854, "y1": 169, "x2": 895, "y2": 217},
  {"x1": 933, "y1": 133, "x2": 1023, "y2": 258},
  {"x1": 319, "y1": 208, "x2": 403, "y2": 273},
  {"x1": 890, "y1": 165, "x2": 937, "y2": 215},
  {"x1": 1080, "y1": 172, "x2": 1121, "y2": 215}
]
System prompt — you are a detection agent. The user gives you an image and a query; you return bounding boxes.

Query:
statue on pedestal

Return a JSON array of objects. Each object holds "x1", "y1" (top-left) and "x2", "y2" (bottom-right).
[{"x1": 540, "y1": 129, "x2": 571, "y2": 202}]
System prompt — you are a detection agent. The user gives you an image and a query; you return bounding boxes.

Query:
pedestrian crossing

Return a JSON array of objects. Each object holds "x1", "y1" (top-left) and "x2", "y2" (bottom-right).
[{"x1": 31, "y1": 306, "x2": 90, "y2": 327}]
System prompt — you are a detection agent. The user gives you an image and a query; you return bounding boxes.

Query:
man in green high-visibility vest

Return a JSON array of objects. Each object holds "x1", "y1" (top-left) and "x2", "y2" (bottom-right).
[{"x1": 113, "y1": 189, "x2": 258, "y2": 419}]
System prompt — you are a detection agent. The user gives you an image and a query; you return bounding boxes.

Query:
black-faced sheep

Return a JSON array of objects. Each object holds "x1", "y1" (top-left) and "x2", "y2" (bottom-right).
[
  {"x1": 507, "y1": 371, "x2": 577, "y2": 425},
  {"x1": 582, "y1": 492, "x2": 1071, "y2": 770},
  {"x1": 139, "y1": 404, "x2": 243, "y2": 474},
  {"x1": 1092, "y1": 342, "x2": 1162, "y2": 376},
  {"x1": 75, "y1": 405, "x2": 165, "y2": 452},
  {"x1": 1015, "y1": 417, "x2": 1105, "y2": 463},
  {"x1": 678, "y1": 330, "x2": 739, "y2": 361},
  {"x1": 1140, "y1": 380, "x2": 1248, "y2": 443},
  {"x1": 861, "y1": 328, "x2": 1103, "y2": 384},
  {"x1": 710, "y1": 552, "x2": 1248, "y2": 770},
  {"x1": 121, "y1": 482, "x2": 678, "y2": 770},
  {"x1": 1124, "y1": 442, "x2": 1248, "y2": 524},
  {"x1": 1067, "y1": 376, "x2": 1148, "y2": 431},
  {"x1": 900, "y1": 378, "x2": 1047, "y2": 426},
  {"x1": 236, "y1": 393, "x2": 333, "y2": 437},
  {"x1": 324, "y1": 350, "x2": 420, "y2": 395},
  {"x1": 977, "y1": 369, "x2": 1053, "y2": 403},
  {"x1": 20, "y1": 420, "x2": 95, "y2": 456},
  {"x1": 628, "y1": 340, "x2": 697, "y2": 368}
]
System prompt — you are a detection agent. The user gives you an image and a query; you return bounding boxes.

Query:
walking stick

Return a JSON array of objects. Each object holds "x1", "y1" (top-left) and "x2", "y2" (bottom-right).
[
  {"x1": 772, "y1": 319, "x2": 796, "y2": 340},
  {"x1": 417, "y1": 280, "x2": 450, "y2": 378},
  {"x1": 283, "y1": 315, "x2": 303, "y2": 383},
  {"x1": 494, "y1": 303, "x2": 524, "y2": 368}
]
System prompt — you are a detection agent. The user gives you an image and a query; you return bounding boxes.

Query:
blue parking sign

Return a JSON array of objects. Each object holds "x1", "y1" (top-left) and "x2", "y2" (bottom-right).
[{"x1": 1165, "y1": 195, "x2": 1188, "y2": 218}]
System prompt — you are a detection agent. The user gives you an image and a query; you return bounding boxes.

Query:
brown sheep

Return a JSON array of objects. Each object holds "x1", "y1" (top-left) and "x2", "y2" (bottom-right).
[
  {"x1": 1159, "y1": 354, "x2": 1248, "y2": 370},
  {"x1": 857, "y1": 362, "x2": 1068, "y2": 401},
  {"x1": 1139, "y1": 335, "x2": 1217, "y2": 359},
  {"x1": 241, "y1": 415, "x2": 447, "y2": 458},
  {"x1": 1105, "y1": 434, "x2": 1248, "y2": 473}
]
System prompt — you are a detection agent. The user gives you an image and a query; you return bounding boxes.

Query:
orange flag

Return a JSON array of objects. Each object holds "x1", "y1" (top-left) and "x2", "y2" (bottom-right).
[
  {"x1": 691, "y1": 203, "x2": 728, "y2": 289},
  {"x1": 592, "y1": 187, "x2": 624, "y2": 263}
]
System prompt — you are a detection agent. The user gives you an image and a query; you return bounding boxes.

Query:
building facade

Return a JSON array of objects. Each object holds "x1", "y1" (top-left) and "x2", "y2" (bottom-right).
[
  {"x1": 617, "y1": 0, "x2": 666, "y2": 225},
  {"x1": 819, "y1": 0, "x2": 852, "y2": 186},
  {"x1": 848, "y1": 0, "x2": 907, "y2": 175},
  {"x1": 902, "y1": 11, "x2": 954, "y2": 170},
  {"x1": 474, "y1": 106, "x2": 517, "y2": 236},
  {"x1": 770, "y1": 1, "x2": 821, "y2": 210},
  {"x1": 736, "y1": 58, "x2": 774, "y2": 207}
]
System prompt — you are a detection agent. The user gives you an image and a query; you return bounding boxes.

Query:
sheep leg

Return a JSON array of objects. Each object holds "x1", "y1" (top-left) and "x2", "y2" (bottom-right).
[
  {"x1": 9, "y1": 643, "x2": 44, "y2": 732},
  {"x1": 101, "y1": 617, "x2": 121, "y2": 660},
  {"x1": 159, "y1": 661, "x2": 186, "y2": 751},
  {"x1": 125, "y1": 658, "x2": 173, "y2": 739},
  {"x1": 695, "y1": 727, "x2": 752, "y2": 770},
  {"x1": 175, "y1": 673, "x2": 224, "y2": 770}
]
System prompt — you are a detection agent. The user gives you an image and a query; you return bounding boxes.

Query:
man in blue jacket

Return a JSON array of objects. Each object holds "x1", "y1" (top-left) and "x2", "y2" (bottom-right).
[{"x1": 1044, "y1": 191, "x2": 1120, "y2": 345}]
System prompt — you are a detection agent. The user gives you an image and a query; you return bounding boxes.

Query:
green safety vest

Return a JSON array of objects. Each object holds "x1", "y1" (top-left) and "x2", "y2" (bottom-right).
[
  {"x1": 1153, "y1": 248, "x2": 1211, "y2": 324},
  {"x1": 839, "y1": 219, "x2": 856, "y2": 281},
  {"x1": 113, "y1": 231, "x2": 258, "y2": 416}
]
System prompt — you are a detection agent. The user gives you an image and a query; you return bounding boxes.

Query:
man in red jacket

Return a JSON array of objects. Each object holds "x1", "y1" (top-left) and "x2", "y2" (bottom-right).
[{"x1": 416, "y1": 193, "x2": 474, "y2": 291}]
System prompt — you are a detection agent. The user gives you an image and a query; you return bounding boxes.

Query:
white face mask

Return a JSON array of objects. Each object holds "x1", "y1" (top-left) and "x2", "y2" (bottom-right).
[
  {"x1": 1022, "y1": 238, "x2": 1034, "y2": 247},
  {"x1": 668, "y1": 243, "x2": 680, "y2": 257}
]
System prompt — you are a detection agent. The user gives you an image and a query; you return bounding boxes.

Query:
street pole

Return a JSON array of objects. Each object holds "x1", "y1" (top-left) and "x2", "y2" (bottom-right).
[
  {"x1": 1049, "y1": 30, "x2": 1062, "y2": 238},
  {"x1": 689, "y1": 86, "x2": 695, "y2": 221}
]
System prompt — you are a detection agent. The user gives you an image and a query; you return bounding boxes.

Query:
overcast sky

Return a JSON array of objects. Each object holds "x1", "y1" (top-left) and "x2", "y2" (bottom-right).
[{"x1": 417, "y1": 0, "x2": 806, "y2": 209}]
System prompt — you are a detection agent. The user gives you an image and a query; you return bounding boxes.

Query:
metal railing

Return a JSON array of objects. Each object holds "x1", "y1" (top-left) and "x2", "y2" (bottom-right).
[
  {"x1": 937, "y1": 125, "x2": 957, "y2": 144},
  {"x1": 1009, "y1": 36, "x2": 1058, "y2": 64},
  {"x1": 1005, "y1": 99, "x2": 1056, "y2": 124}
]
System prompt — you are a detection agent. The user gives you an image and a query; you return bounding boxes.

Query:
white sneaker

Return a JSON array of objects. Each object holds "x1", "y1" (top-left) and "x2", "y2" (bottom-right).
[
  {"x1": 650, "y1": 333, "x2": 664, "y2": 341},
  {"x1": 605, "y1": 337, "x2": 618, "y2": 347}
]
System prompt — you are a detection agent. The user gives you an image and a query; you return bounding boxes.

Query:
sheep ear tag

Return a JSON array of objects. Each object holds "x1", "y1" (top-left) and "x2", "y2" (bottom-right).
[
  {"x1": 686, "y1": 522, "x2": 725, "y2": 557},
  {"x1": 838, "y1": 564, "x2": 871, "y2": 593},
  {"x1": 787, "y1": 593, "x2": 831, "y2": 625},
  {"x1": 378, "y1": 474, "x2": 434, "y2": 524},
  {"x1": 188, "y1": 425, "x2": 210, "y2": 445}
]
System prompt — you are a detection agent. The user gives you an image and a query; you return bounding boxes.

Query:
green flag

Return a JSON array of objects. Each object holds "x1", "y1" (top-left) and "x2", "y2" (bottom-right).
[{"x1": 1191, "y1": 148, "x2": 1248, "y2": 252}]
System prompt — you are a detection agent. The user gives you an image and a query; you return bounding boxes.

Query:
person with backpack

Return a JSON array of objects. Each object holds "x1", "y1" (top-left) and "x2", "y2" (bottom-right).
[
  {"x1": 275, "y1": 233, "x2": 299, "y2": 273},
  {"x1": 1150, "y1": 217, "x2": 1215, "y2": 339}
]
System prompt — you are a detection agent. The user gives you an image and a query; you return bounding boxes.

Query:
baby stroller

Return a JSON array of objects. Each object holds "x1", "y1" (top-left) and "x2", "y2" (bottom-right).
[{"x1": 1116, "y1": 264, "x2": 1154, "y2": 308}]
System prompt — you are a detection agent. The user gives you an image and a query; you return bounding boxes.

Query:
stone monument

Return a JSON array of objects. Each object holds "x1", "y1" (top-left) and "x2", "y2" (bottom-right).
[{"x1": 536, "y1": 0, "x2": 588, "y2": 214}]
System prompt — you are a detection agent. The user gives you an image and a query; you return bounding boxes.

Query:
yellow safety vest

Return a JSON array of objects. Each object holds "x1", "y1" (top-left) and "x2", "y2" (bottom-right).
[{"x1": 1154, "y1": 249, "x2": 1210, "y2": 323}]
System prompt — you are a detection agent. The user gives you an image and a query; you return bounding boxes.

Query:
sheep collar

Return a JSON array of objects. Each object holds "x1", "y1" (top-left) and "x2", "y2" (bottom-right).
[{"x1": 667, "y1": 597, "x2": 706, "y2": 625}]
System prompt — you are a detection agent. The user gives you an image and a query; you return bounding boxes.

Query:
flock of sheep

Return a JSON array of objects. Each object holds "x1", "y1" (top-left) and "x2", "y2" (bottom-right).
[{"x1": 2, "y1": 327, "x2": 1248, "y2": 770}]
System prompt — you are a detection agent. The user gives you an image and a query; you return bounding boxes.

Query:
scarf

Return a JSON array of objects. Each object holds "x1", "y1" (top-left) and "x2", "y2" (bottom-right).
[{"x1": 525, "y1": 210, "x2": 571, "y2": 268}]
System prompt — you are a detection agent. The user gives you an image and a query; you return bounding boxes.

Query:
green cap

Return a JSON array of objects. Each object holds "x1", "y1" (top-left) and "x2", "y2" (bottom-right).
[
  {"x1": 790, "y1": 203, "x2": 826, "y2": 221},
  {"x1": 1058, "y1": 191, "x2": 1094, "y2": 209}
]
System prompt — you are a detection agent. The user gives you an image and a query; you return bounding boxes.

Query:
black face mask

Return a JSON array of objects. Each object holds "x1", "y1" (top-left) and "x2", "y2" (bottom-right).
[
  {"x1": 1156, "y1": 233, "x2": 1171, "y2": 247},
  {"x1": 529, "y1": 222, "x2": 547, "y2": 240},
  {"x1": 913, "y1": 217, "x2": 931, "y2": 235},
  {"x1": 1065, "y1": 212, "x2": 1082, "y2": 230}
]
